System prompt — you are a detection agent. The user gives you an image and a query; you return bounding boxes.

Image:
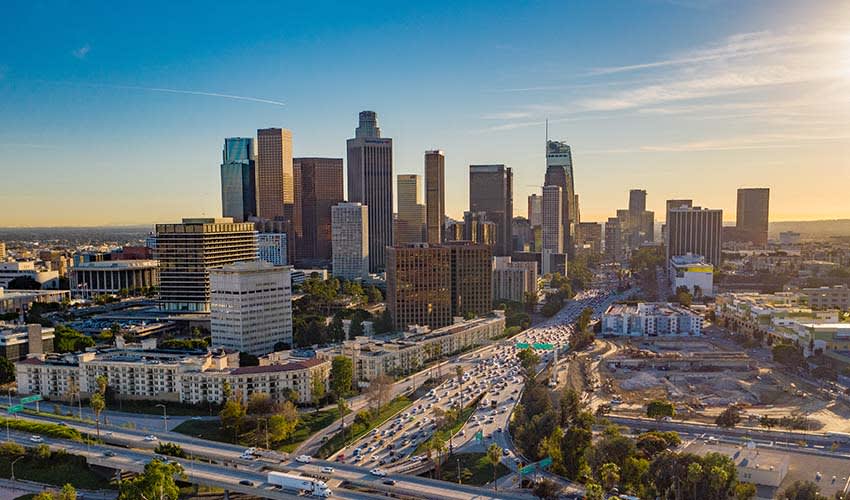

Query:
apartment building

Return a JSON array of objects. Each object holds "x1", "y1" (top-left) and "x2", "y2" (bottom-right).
[{"x1": 602, "y1": 303, "x2": 702, "y2": 337}]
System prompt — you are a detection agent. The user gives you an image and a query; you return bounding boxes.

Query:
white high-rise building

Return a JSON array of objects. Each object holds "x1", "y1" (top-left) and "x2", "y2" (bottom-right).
[
  {"x1": 542, "y1": 185, "x2": 563, "y2": 253},
  {"x1": 210, "y1": 261, "x2": 292, "y2": 355},
  {"x1": 332, "y1": 203, "x2": 369, "y2": 281}
]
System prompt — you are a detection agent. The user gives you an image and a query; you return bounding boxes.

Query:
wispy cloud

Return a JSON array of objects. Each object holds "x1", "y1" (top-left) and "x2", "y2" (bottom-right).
[
  {"x1": 585, "y1": 133, "x2": 850, "y2": 154},
  {"x1": 47, "y1": 81, "x2": 286, "y2": 107},
  {"x1": 72, "y1": 44, "x2": 91, "y2": 59}
]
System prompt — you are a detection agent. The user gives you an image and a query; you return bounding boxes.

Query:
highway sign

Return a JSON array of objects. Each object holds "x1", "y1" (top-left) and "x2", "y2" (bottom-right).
[
  {"x1": 475, "y1": 430, "x2": 483, "y2": 441},
  {"x1": 519, "y1": 464, "x2": 536, "y2": 474},
  {"x1": 538, "y1": 456, "x2": 553, "y2": 468},
  {"x1": 20, "y1": 395, "x2": 42, "y2": 404},
  {"x1": 532, "y1": 343, "x2": 554, "y2": 350},
  {"x1": 515, "y1": 343, "x2": 530, "y2": 349},
  {"x1": 7, "y1": 405, "x2": 23, "y2": 414}
]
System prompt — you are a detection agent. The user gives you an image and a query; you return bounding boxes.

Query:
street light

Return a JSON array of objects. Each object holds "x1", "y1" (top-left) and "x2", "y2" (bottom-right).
[
  {"x1": 10, "y1": 456, "x2": 23, "y2": 481},
  {"x1": 156, "y1": 404, "x2": 167, "y2": 432}
]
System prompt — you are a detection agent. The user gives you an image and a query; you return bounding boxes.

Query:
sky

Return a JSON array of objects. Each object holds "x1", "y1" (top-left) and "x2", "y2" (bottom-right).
[{"x1": 1, "y1": 0, "x2": 849, "y2": 227}]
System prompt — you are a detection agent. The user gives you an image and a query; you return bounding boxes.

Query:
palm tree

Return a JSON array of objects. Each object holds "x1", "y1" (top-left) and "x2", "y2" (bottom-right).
[
  {"x1": 431, "y1": 436, "x2": 447, "y2": 480},
  {"x1": 486, "y1": 443, "x2": 502, "y2": 491},
  {"x1": 687, "y1": 462, "x2": 703, "y2": 500},
  {"x1": 90, "y1": 392, "x2": 105, "y2": 437}
]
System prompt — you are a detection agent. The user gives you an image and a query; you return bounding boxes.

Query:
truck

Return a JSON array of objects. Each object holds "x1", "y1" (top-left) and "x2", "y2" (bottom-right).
[{"x1": 267, "y1": 471, "x2": 332, "y2": 497}]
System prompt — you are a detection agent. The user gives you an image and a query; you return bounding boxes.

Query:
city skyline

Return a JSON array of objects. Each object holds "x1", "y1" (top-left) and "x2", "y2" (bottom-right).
[{"x1": 2, "y1": 0, "x2": 849, "y2": 226}]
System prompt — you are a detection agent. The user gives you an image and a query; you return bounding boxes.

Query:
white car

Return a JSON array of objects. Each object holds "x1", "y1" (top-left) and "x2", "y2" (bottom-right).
[
  {"x1": 296, "y1": 455, "x2": 313, "y2": 463},
  {"x1": 29, "y1": 435, "x2": 43, "y2": 443},
  {"x1": 321, "y1": 466, "x2": 335, "y2": 474},
  {"x1": 144, "y1": 435, "x2": 158, "y2": 441},
  {"x1": 370, "y1": 468, "x2": 387, "y2": 477}
]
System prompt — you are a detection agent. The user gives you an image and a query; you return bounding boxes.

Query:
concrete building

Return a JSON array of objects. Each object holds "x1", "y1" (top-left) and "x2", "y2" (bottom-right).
[
  {"x1": 447, "y1": 242, "x2": 493, "y2": 320},
  {"x1": 256, "y1": 128, "x2": 295, "y2": 224},
  {"x1": 804, "y1": 285, "x2": 850, "y2": 310},
  {"x1": 155, "y1": 217, "x2": 257, "y2": 312},
  {"x1": 541, "y1": 249, "x2": 568, "y2": 276},
  {"x1": 736, "y1": 188, "x2": 770, "y2": 247},
  {"x1": 492, "y1": 257, "x2": 538, "y2": 303},
  {"x1": 210, "y1": 261, "x2": 292, "y2": 355},
  {"x1": 527, "y1": 194, "x2": 542, "y2": 227},
  {"x1": 460, "y1": 211, "x2": 496, "y2": 246},
  {"x1": 386, "y1": 244, "x2": 452, "y2": 331},
  {"x1": 545, "y1": 140, "x2": 576, "y2": 251},
  {"x1": 257, "y1": 233, "x2": 287, "y2": 266},
  {"x1": 604, "y1": 217, "x2": 624, "y2": 262},
  {"x1": 0, "y1": 289, "x2": 69, "y2": 315},
  {"x1": 424, "y1": 150, "x2": 445, "y2": 244},
  {"x1": 220, "y1": 137, "x2": 257, "y2": 223},
  {"x1": 331, "y1": 203, "x2": 369, "y2": 281},
  {"x1": 469, "y1": 164, "x2": 513, "y2": 256},
  {"x1": 602, "y1": 302, "x2": 702, "y2": 337},
  {"x1": 663, "y1": 199, "x2": 693, "y2": 244},
  {"x1": 0, "y1": 262, "x2": 60, "y2": 289},
  {"x1": 541, "y1": 185, "x2": 563, "y2": 254},
  {"x1": 16, "y1": 346, "x2": 329, "y2": 406},
  {"x1": 0, "y1": 323, "x2": 54, "y2": 361},
  {"x1": 396, "y1": 174, "x2": 426, "y2": 244},
  {"x1": 780, "y1": 231, "x2": 801, "y2": 246},
  {"x1": 293, "y1": 157, "x2": 344, "y2": 264},
  {"x1": 669, "y1": 254, "x2": 714, "y2": 297},
  {"x1": 70, "y1": 260, "x2": 159, "y2": 299},
  {"x1": 666, "y1": 206, "x2": 723, "y2": 266},
  {"x1": 323, "y1": 312, "x2": 505, "y2": 383},
  {"x1": 575, "y1": 222, "x2": 602, "y2": 256},
  {"x1": 347, "y1": 111, "x2": 393, "y2": 273}
]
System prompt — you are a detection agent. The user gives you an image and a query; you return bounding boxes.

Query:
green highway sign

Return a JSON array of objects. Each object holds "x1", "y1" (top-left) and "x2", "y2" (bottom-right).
[
  {"x1": 519, "y1": 464, "x2": 536, "y2": 474},
  {"x1": 515, "y1": 343, "x2": 530, "y2": 349},
  {"x1": 538, "y1": 456, "x2": 553, "y2": 468},
  {"x1": 532, "y1": 343, "x2": 554, "y2": 350},
  {"x1": 20, "y1": 395, "x2": 42, "y2": 404},
  {"x1": 7, "y1": 405, "x2": 23, "y2": 414},
  {"x1": 475, "y1": 430, "x2": 483, "y2": 441}
]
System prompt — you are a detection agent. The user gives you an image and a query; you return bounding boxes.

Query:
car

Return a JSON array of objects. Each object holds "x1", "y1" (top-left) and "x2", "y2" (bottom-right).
[
  {"x1": 104, "y1": 450, "x2": 116, "y2": 457},
  {"x1": 370, "y1": 468, "x2": 387, "y2": 477},
  {"x1": 29, "y1": 435, "x2": 44, "y2": 443},
  {"x1": 144, "y1": 435, "x2": 158, "y2": 441},
  {"x1": 321, "y1": 466, "x2": 335, "y2": 474},
  {"x1": 239, "y1": 480, "x2": 254, "y2": 486},
  {"x1": 296, "y1": 454, "x2": 313, "y2": 463},
  {"x1": 382, "y1": 479, "x2": 397, "y2": 486},
  {"x1": 191, "y1": 416, "x2": 202, "y2": 420}
]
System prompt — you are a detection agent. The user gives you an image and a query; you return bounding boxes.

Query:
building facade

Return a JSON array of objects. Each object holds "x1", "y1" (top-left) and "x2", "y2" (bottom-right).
[
  {"x1": 604, "y1": 217, "x2": 624, "y2": 262},
  {"x1": 447, "y1": 242, "x2": 493, "y2": 319},
  {"x1": 396, "y1": 174, "x2": 426, "y2": 244},
  {"x1": 210, "y1": 261, "x2": 292, "y2": 355},
  {"x1": 155, "y1": 218, "x2": 257, "y2": 312},
  {"x1": 575, "y1": 222, "x2": 602, "y2": 256},
  {"x1": 602, "y1": 303, "x2": 702, "y2": 337},
  {"x1": 331, "y1": 203, "x2": 369, "y2": 281},
  {"x1": 492, "y1": 257, "x2": 538, "y2": 303},
  {"x1": 804, "y1": 285, "x2": 850, "y2": 310},
  {"x1": 386, "y1": 244, "x2": 452, "y2": 331},
  {"x1": 293, "y1": 157, "x2": 344, "y2": 264},
  {"x1": 469, "y1": 164, "x2": 513, "y2": 256},
  {"x1": 70, "y1": 260, "x2": 159, "y2": 299},
  {"x1": 527, "y1": 194, "x2": 542, "y2": 228},
  {"x1": 0, "y1": 262, "x2": 59, "y2": 289},
  {"x1": 257, "y1": 233, "x2": 287, "y2": 266},
  {"x1": 256, "y1": 128, "x2": 295, "y2": 222},
  {"x1": 424, "y1": 150, "x2": 445, "y2": 244},
  {"x1": 666, "y1": 207, "x2": 723, "y2": 266},
  {"x1": 735, "y1": 188, "x2": 770, "y2": 247},
  {"x1": 669, "y1": 254, "x2": 714, "y2": 297},
  {"x1": 0, "y1": 324, "x2": 53, "y2": 361},
  {"x1": 347, "y1": 111, "x2": 393, "y2": 273},
  {"x1": 545, "y1": 140, "x2": 576, "y2": 252},
  {"x1": 541, "y1": 185, "x2": 563, "y2": 254},
  {"x1": 220, "y1": 137, "x2": 257, "y2": 223}
]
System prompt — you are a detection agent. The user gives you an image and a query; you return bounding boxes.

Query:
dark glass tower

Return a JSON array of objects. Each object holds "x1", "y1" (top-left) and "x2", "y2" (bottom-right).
[{"x1": 220, "y1": 137, "x2": 256, "y2": 222}]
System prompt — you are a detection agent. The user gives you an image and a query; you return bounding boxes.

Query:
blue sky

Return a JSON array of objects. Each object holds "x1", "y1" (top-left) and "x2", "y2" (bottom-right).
[{"x1": 1, "y1": 0, "x2": 848, "y2": 226}]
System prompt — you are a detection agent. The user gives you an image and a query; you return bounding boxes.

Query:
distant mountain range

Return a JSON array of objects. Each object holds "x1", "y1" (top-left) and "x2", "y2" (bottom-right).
[{"x1": 769, "y1": 219, "x2": 850, "y2": 238}]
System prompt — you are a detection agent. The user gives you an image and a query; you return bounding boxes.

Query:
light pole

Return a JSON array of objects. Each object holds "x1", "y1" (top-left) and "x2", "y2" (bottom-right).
[
  {"x1": 156, "y1": 404, "x2": 167, "y2": 432},
  {"x1": 10, "y1": 456, "x2": 23, "y2": 481}
]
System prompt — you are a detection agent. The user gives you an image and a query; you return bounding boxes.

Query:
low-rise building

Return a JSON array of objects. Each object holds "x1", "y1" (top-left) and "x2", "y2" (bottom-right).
[
  {"x1": 16, "y1": 345, "x2": 329, "y2": 405},
  {"x1": 0, "y1": 323, "x2": 54, "y2": 361},
  {"x1": 70, "y1": 260, "x2": 159, "y2": 299},
  {"x1": 0, "y1": 262, "x2": 60, "y2": 289},
  {"x1": 803, "y1": 285, "x2": 850, "y2": 311},
  {"x1": 602, "y1": 303, "x2": 702, "y2": 337},
  {"x1": 0, "y1": 289, "x2": 69, "y2": 314},
  {"x1": 669, "y1": 254, "x2": 714, "y2": 297}
]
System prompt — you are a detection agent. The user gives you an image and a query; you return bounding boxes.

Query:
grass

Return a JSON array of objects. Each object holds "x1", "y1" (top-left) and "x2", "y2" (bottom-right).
[
  {"x1": 172, "y1": 419, "x2": 232, "y2": 445},
  {"x1": 106, "y1": 399, "x2": 214, "y2": 416},
  {"x1": 437, "y1": 452, "x2": 510, "y2": 486},
  {"x1": 0, "y1": 417, "x2": 82, "y2": 441},
  {"x1": 0, "y1": 452, "x2": 114, "y2": 490},
  {"x1": 316, "y1": 396, "x2": 413, "y2": 459},
  {"x1": 414, "y1": 395, "x2": 481, "y2": 455}
]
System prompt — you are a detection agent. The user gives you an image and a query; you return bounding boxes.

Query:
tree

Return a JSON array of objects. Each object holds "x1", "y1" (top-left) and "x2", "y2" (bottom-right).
[
  {"x1": 773, "y1": 344, "x2": 805, "y2": 369},
  {"x1": 715, "y1": 405, "x2": 742, "y2": 428},
  {"x1": 246, "y1": 392, "x2": 275, "y2": 416},
  {"x1": 532, "y1": 478, "x2": 560, "y2": 499},
  {"x1": 59, "y1": 484, "x2": 77, "y2": 500},
  {"x1": 330, "y1": 356, "x2": 353, "y2": 397},
  {"x1": 310, "y1": 371, "x2": 326, "y2": 413},
  {"x1": 585, "y1": 482, "x2": 604, "y2": 500},
  {"x1": 366, "y1": 286, "x2": 383, "y2": 303},
  {"x1": 96, "y1": 375, "x2": 108, "y2": 396},
  {"x1": 599, "y1": 462, "x2": 620, "y2": 491},
  {"x1": 219, "y1": 398, "x2": 246, "y2": 443},
  {"x1": 154, "y1": 442, "x2": 187, "y2": 458},
  {"x1": 0, "y1": 357, "x2": 15, "y2": 384},
  {"x1": 118, "y1": 459, "x2": 184, "y2": 500},
  {"x1": 365, "y1": 374, "x2": 393, "y2": 413},
  {"x1": 687, "y1": 462, "x2": 704, "y2": 500},
  {"x1": 577, "y1": 307, "x2": 593, "y2": 333},
  {"x1": 373, "y1": 309, "x2": 394, "y2": 334},
  {"x1": 429, "y1": 435, "x2": 447, "y2": 480},
  {"x1": 348, "y1": 317, "x2": 364, "y2": 339},
  {"x1": 646, "y1": 399, "x2": 675, "y2": 420},
  {"x1": 780, "y1": 480, "x2": 827, "y2": 500},
  {"x1": 486, "y1": 443, "x2": 502, "y2": 491},
  {"x1": 559, "y1": 388, "x2": 581, "y2": 426},
  {"x1": 517, "y1": 348, "x2": 540, "y2": 376},
  {"x1": 90, "y1": 392, "x2": 105, "y2": 437},
  {"x1": 676, "y1": 286, "x2": 693, "y2": 307},
  {"x1": 523, "y1": 291, "x2": 538, "y2": 312},
  {"x1": 267, "y1": 401, "x2": 299, "y2": 443},
  {"x1": 735, "y1": 482, "x2": 757, "y2": 500}
]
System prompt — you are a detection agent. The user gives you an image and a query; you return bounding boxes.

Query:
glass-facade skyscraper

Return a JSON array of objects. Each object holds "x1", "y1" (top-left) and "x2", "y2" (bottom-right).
[{"x1": 220, "y1": 137, "x2": 257, "y2": 223}]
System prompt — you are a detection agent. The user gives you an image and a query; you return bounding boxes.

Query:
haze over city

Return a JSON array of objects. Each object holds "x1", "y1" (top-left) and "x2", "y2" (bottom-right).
[{"x1": 2, "y1": 0, "x2": 848, "y2": 227}]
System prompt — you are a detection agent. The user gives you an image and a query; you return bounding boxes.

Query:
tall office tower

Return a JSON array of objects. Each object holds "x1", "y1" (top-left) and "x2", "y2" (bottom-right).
[
  {"x1": 664, "y1": 199, "x2": 693, "y2": 243},
  {"x1": 461, "y1": 211, "x2": 496, "y2": 246},
  {"x1": 257, "y1": 233, "x2": 287, "y2": 266},
  {"x1": 574, "y1": 194, "x2": 581, "y2": 225},
  {"x1": 666, "y1": 207, "x2": 723, "y2": 266},
  {"x1": 604, "y1": 217, "x2": 624, "y2": 263},
  {"x1": 575, "y1": 222, "x2": 603, "y2": 256},
  {"x1": 546, "y1": 140, "x2": 576, "y2": 251},
  {"x1": 512, "y1": 217, "x2": 534, "y2": 251},
  {"x1": 220, "y1": 138, "x2": 257, "y2": 223},
  {"x1": 256, "y1": 128, "x2": 294, "y2": 221},
  {"x1": 347, "y1": 111, "x2": 393, "y2": 272},
  {"x1": 446, "y1": 242, "x2": 493, "y2": 319},
  {"x1": 541, "y1": 185, "x2": 564, "y2": 253},
  {"x1": 293, "y1": 157, "x2": 344, "y2": 264},
  {"x1": 736, "y1": 188, "x2": 770, "y2": 247},
  {"x1": 210, "y1": 261, "x2": 292, "y2": 355},
  {"x1": 527, "y1": 194, "x2": 543, "y2": 227},
  {"x1": 331, "y1": 203, "x2": 369, "y2": 281},
  {"x1": 469, "y1": 165, "x2": 513, "y2": 256},
  {"x1": 424, "y1": 150, "x2": 445, "y2": 244},
  {"x1": 155, "y1": 218, "x2": 257, "y2": 312},
  {"x1": 396, "y1": 174, "x2": 426, "y2": 244},
  {"x1": 629, "y1": 189, "x2": 647, "y2": 214},
  {"x1": 386, "y1": 244, "x2": 452, "y2": 331}
]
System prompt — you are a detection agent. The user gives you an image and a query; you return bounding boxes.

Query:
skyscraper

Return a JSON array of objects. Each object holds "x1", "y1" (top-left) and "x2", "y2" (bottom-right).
[
  {"x1": 396, "y1": 174, "x2": 426, "y2": 244},
  {"x1": 469, "y1": 164, "x2": 513, "y2": 256},
  {"x1": 256, "y1": 128, "x2": 294, "y2": 221},
  {"x1": 546, "y1": 140, "x2": 576, "y2": 251},
  {"x1": 664, "y1": 199, "x2": 693, "y2": 244},
  {"x1": 293, "y1": 157, "x2": 344, "y2": 263},
  {"x1": 575, "y1": 222, "x2": 603, "y2": 256},
  {"x1": 220, "y1": 138, "x2": 257, "y2": 223},
  {"x1": 736, "y1": 188, "x2": 770, "y2": 247},
  {"x1": 424, "y1": 150, "x2": 445, "y2": 244},
  {"x1": 541, "y1": 185, "x2": 563, "y2": 253},
  {"x1": 447, "y1": 242, "x2": 493, "y2": 319},
  {"x1": 331, "y1": 203, "x2": 369, "y2": 281},
  {"x1": 386, "y1": 244, "x2": 452, "y2": 331},
  {"x1": 666, "y1": 207, "x2": 723, "y2": 266},
  {"x1": 629, "y1": 189, "x2": 647, "y2": 214},
  {"x1": 527, "y1": 194, "x2": 542, "y2": 227},
  {"x1": 347, "y1": 111, "x2": 393, "y2": 272},
  {"x1": 604, "y1": 217, "x2": 624, "y2": 263},
  {"x1": 155, "y1": 217, "x2": 257, "y2": 312}
]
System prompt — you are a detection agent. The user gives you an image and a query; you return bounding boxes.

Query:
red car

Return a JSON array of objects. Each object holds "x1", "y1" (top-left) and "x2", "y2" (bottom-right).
[{"x1": 335, "y1": 454, "x2": 345, "y2": 462}]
